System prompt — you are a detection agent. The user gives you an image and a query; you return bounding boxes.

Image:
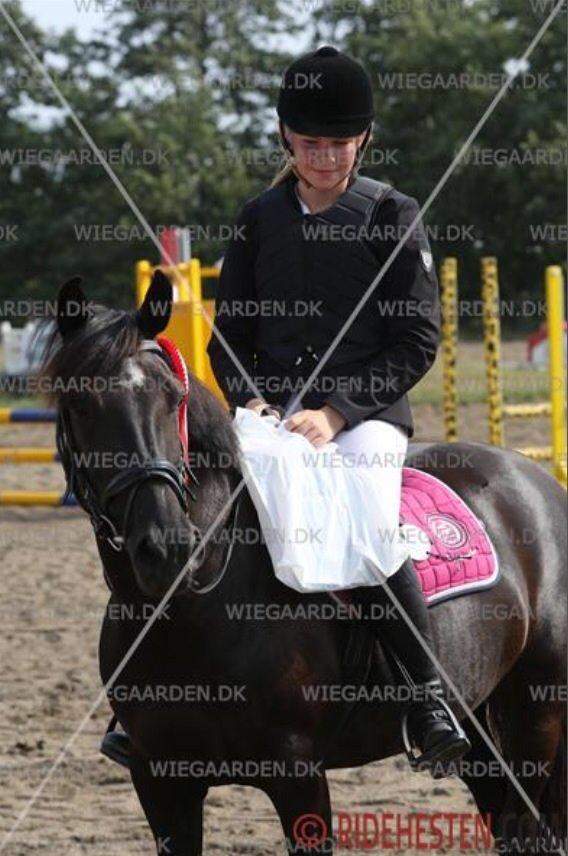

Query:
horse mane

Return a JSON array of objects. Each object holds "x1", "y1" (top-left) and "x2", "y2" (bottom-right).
[
  {"x1": 185, "y1": 374, "x2": 240, "y2": 469},
  {"x1": 38, "y1": 304, "x2": 240, "y2": 468},
  {"x1": 39, "y1": 304, "x2": 143, "y2": 403}
]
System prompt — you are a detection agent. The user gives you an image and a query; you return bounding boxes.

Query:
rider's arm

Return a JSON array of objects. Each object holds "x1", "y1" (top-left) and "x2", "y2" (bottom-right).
[
  {"x1": 207, "y1": 199, "x2": 261, "y2": 409},
  {"x1": 322, "y1": 194, "x2": 441, "y2": 430}
]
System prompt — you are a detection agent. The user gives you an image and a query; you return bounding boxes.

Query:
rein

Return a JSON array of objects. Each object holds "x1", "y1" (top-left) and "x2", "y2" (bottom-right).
[{"x1": 185, "y1": 488, "x2": 243, "y2": 594}]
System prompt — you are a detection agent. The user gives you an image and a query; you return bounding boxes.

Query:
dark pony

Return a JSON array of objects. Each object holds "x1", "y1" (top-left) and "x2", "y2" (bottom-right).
[{"x1": 40, "y1": 274, "x2": 566, "y2": 855}]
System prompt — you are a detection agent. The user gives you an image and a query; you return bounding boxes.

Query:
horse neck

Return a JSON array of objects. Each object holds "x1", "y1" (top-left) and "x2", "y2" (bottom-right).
[
  {"x1": 205, "y1": 466, "x2": 294, "y2": 607},
  {"x1": 99, "y1": 461, "x2": 291, "y2": 629}
]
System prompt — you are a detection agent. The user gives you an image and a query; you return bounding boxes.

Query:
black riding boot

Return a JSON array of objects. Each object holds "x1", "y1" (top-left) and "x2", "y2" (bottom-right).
[{"x1": 355, "y1": 557, "x2": 471, "y2": 776}]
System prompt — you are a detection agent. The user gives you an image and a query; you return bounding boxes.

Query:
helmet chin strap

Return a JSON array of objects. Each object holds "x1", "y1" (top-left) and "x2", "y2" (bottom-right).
[{"x1": 278, "y1": 120, "x2": 372, "y2": 192}]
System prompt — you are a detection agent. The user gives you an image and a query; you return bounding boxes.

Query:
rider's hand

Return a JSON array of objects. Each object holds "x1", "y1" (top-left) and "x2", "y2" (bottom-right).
[
  {"x1": 245, "y1": 398, "x2": 267, "y2": 416},
  {"x1": 245, "y1": 398, "x2": 282, "y2": 420},
  {"x1": 284, "y1": 405, "x2": 347, "y2": 448}
]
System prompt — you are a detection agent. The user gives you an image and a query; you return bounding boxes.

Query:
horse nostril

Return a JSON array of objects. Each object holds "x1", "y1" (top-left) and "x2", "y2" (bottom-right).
[{"x1": 136, "y1": 533, "x2": 168, "y2": 565}]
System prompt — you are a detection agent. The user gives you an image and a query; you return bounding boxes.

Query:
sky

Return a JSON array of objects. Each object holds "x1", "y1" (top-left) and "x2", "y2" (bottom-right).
[
  {"x1": 15, "y1": 0, "x2": 311, "y2": 128},
  {"x1": 21, "y1": 0, "x2": 105, "y2": 37},
  {"x1": 19, "y1": 0, "x2": 312, "y2": 46}
]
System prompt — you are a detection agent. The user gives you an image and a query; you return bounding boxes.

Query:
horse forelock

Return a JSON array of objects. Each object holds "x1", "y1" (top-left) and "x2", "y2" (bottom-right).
[
  {"x1": 119, "y1": 358, "x2": 148, "y2": 390},
  {"x1": 40, "y1": 304, "x2": 144, "y2": 405}
]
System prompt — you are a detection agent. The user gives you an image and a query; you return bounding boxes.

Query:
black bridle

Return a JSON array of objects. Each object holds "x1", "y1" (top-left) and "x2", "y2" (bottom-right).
[{"x1": 55, "y1": 340, "x2": 197, "y2": 552}]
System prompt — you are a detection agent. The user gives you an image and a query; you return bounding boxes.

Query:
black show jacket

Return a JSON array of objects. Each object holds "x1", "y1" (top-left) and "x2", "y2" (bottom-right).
[{"x1": 206, "y1": 172, "x2": 440, "y2": 436}]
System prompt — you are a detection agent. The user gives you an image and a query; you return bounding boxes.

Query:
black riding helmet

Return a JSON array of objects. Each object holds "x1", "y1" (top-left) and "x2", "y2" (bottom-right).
[
  {"x1": 276, "y1": 45, "x2": 374, "y2": 187},
  {"x1": 277, "y1": 44, "x2": 374, "y2": 137}
]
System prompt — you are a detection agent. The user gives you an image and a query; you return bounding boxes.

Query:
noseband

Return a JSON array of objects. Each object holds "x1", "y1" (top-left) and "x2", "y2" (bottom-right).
[{"x1": 56, "y1": 338, "x2": 197, "y2": 552}]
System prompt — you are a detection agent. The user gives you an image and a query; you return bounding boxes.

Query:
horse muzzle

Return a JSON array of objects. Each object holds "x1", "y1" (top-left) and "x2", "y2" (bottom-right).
[{"x1": 126, "y1": 515, "x2": 202, "y2": 600}]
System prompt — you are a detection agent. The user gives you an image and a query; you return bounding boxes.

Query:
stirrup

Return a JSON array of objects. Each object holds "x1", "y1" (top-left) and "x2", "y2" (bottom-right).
[
  {"x1": 401, "y1": 693, "x2": 470, "y2": 777},
  {"x1": 100, "y1": 716, "x2": 131, "y2": 769}
]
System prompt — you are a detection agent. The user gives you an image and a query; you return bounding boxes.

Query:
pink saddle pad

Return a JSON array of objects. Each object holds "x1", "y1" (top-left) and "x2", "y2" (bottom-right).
[
  {"x1": 399, "y1": 467, "x2": 499, "y2": 604},
  {"x1": 333, "y1": 467, "x2": 499, "y2": 608}
]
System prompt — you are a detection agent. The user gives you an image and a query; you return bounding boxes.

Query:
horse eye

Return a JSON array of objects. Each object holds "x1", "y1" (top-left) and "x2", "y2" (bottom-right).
[{"x1": 71, "y1": 401, "x2": 94, "y2": 419}]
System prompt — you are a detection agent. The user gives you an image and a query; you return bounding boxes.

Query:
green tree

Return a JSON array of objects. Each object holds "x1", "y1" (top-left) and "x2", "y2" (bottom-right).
[
  {"x1": 0, "y1": 0, "x2": 302, "y2": 308},
  {"x1": 312, "y1": 0, "x2": 566, "y2": 329}
]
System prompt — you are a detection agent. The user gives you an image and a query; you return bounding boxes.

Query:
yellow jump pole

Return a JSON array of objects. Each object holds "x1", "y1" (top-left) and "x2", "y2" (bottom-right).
[
  {"x1": 481, "y1": 257, "x2": 505, "y2": 446},
  {"x1": 174, "y1": 262, "x2": 191, "y2": 303},
  {"x1": 135, "y1": 259, "x2": 153, "y2": 307},
  {"x1": 545, "y1": 265, "x2": 567, "y2": 487},
  {"x1": 0, "y1": 448, "x2": 58, "y2": 464},
  {"x1": 0, "y1": 491, "x2": 76, "y2": 506},
  {"x1": 440, "y1": 257, "x2": 459, "y2": 442},
  {"x1": 188, "y1": 258, "x2": 205, "y2": 383}
]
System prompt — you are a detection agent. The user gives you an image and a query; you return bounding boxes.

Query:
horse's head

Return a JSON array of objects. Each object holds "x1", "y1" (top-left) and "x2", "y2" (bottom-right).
[{"x1": 42, "y1": 272, "x2": 239, "y2": 599}]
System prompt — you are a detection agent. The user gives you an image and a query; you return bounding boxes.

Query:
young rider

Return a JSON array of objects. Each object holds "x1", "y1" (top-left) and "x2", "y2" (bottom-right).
[{"x1": 207, "y1": 45, "x2": 471, "y2": 773}]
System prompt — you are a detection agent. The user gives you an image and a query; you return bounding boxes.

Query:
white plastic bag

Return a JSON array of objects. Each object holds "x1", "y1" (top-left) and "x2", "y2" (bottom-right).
[{"x1": 233, "y1": 407, "x2": 409, "y2": 593}]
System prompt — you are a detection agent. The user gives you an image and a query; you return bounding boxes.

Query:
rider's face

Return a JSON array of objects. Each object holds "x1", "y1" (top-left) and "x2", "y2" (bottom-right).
[{"x1": 284, "y1": 126, "x2": 366, "y2": 190}]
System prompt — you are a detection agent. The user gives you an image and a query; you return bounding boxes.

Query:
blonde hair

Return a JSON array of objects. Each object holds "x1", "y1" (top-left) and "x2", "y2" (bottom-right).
[
  {"x1": 269, "y1": 123, "x2": 295, "y2": 188},
  {"x1": 269, "y1": 160, "x2": 295, "y2": 189}
]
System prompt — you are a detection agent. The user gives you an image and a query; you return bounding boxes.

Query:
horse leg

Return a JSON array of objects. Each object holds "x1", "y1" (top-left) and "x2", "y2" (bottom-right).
[
  {"x1": 265, "y1": 768, "x2": 333, "y2": 854},
  {"x1": 458, "y1": 703, "x2": 507, "y2": 831},
  {"x1": 539, "y1": 714, "x2": 566, "y2": 853},
  {"x1": 130, "y1": 754, "x2": 208, "y2": 855},
  {"x1": 486, "y1": 669, "x2": 566, "y2": 855}
]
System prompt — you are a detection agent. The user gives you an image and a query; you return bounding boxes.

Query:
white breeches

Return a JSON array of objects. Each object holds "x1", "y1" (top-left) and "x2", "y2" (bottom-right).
[
  {"x1": 334, "y1": 420, "x2": 409, "y2": 571},
  {"x1": 285, "y1": 405, "x2": 410, "y2": 576}
]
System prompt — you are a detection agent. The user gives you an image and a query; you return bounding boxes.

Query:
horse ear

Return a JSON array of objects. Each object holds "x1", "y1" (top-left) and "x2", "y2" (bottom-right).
[
  {"x1": 57, "y1": 276, "x2": 90, "y2": 338},
  {"x1": 136, "y1": 269, "x2": 173, "y2": 338}
]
